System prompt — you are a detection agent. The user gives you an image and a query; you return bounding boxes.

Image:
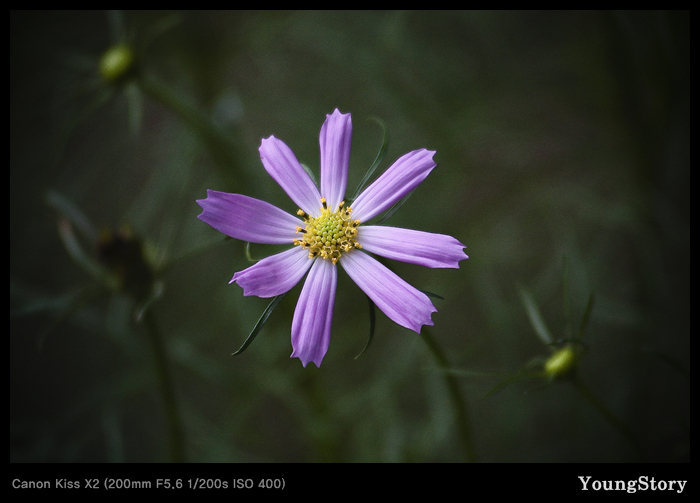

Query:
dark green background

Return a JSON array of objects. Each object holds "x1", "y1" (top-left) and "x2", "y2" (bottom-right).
[{"x1": 11, "y1": 11, "x2": 689, "y2": 462}]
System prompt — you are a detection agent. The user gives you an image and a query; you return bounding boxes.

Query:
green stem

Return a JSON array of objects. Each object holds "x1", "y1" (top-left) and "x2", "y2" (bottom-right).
[
  {"x1": 143, "y1": 309, "x2": 185, "y2": 462},
  {"x1": 570, "y1": 377, "x2": 642, "y2": 461},
  {"x1": 137, "y1": 75, "x2": 251, "y2": 190},
  {"x1": 419, "y1": 327, "x2": 475, "y2": 462}
]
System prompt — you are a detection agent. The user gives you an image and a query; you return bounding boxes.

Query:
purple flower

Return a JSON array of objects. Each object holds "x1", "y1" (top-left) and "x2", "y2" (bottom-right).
[{"x1": 197, "y1": 109, "x2": 468, "y2": 367}]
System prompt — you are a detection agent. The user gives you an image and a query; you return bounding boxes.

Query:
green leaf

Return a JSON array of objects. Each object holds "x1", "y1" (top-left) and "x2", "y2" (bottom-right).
[
  {"x1": 232, "y1": 293, "x2": 285, "y2": 356},
  {"x1": 46, "y1": 190, "x2": 98, "y2": 243}
]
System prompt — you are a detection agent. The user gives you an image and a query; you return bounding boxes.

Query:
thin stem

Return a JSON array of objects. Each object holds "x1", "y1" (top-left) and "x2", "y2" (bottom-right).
[
  {"x1": 570, "y1": 377, "x2": 642, "y2": 461},
  {"x1": 143, "y1": 309, "x2": 185, "y2": 462},
  {"x1": 137, "y1": 75, "x2": 250, "y2": 190},
  {"x1": 419, "y1": 327, "x2": 475, "y2": 462}
]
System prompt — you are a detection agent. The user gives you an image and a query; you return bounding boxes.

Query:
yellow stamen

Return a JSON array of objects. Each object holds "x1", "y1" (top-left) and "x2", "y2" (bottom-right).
[{"x1": 293, "y1": 199, "x2": 362, "y2": 264}]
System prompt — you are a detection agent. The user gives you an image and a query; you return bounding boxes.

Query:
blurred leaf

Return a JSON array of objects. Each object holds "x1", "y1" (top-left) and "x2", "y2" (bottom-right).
[
  {"x1": 518, "y1": 286, "x2": 553, "y2": 346},
  {"x1": 124, "y1": 82, "x2": 144, "y2": 136},
  {"x1": 56, "y1": 218, "x2": 110, "y2": 284},
  {"x1": 46, "y1": 190, "x2": 98, "y2": 243}
]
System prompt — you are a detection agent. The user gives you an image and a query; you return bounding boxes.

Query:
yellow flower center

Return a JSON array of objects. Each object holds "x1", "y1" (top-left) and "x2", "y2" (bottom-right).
[{"x1": 293, "y1": 198, "x2": 362, "y2": 264}]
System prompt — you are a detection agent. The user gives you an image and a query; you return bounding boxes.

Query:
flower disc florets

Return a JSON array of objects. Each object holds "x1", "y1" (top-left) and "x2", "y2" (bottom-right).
[{"x1": 294, "y1": 198, "x2": 361, "y2": 264}]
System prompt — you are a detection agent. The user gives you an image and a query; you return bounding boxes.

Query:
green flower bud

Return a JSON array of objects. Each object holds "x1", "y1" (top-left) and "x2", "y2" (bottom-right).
[
  {"x1": 544, "y1": 345, "x2": 577, "y2": 380},
  {"x1": 99, "y1": 44, "x2": 135, "y2": 83},
  {"x1": 97, "y1": 226, "x2": 154, "y2": 301}
]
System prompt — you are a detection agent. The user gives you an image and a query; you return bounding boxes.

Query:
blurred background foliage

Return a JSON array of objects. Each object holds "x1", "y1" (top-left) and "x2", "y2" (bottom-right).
[{"x1": 11, "y1": 10, "x2": 688, "y2": 462}]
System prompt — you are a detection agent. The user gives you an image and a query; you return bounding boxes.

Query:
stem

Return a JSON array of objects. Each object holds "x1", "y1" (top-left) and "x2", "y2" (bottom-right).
[
  {"x1": 137, "y1": 75, "x2": 251, "y2": 190},
  {"x1": 419, "y1": 327, "x2": 475, "y2": 462},
  {"x1": 143, "y1": 309, "x2": 185, "y2": 462},
  {"x1": 570, "y1": 377, "x2": 642, "y2": 461}
]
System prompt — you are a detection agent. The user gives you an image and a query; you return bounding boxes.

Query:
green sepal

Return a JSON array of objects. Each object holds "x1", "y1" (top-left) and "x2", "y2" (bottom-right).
[
  {"x1": 371, "y1": 188, "x2": 417, "y2": 226},
  {"x1": 483, "y1": 361, "x2": 547, "y2": 398},
  {"x1": 344, "y1": 116, "x2": 417, "y2": 225},
  {"x1": 518, "y1": 286, "x2": 553, "y2": 346},
  {"x1": 232, "y1": 293, "x2": 285, "y2": 356},
  {"x1": 133, "y1": 280, "x2": 165, "y2": 323},
  {"x1": 300, "y1": 162, "x2": 318, "y2": 186},
  {"x1": 639, "y1": 346, "x2": 690, "y2": 381},
  {"x1": 547, "y1": 338, "x2": 588, "y2": 352},
  {"x1": 420, "y1": 289, "x2": 444, "y2": 300},
  {"x1": 46, "y1": 190, "x2": 98, "y2": 242},
  {"x1": 348, "y1": 117, "x2": 389, "y2": 203},
  {"x1": 244, "y1": 242, "x2": 257, "y2": 262},
  {"x1": 355, "y1": 295, "x2": 376, "y2": 360},
  {"x1": 355, "y1": 290, "x2": 443, "y2": 360},
  {"x1": 576, "y1": 293, "x2": 595, "y2": 341},
  {"x1": 46, "y1": 190, "x2": 114, "y2": 286}
]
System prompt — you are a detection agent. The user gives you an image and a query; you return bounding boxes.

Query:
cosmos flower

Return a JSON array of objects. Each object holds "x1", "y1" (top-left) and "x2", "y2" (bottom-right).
[{"x1": 197, "y1": 109, "x2": 467, "y2": 367}]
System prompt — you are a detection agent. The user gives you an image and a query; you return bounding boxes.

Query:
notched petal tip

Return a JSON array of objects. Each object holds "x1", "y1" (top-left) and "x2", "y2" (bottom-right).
[
  {"x1": 231, "y1": 247, "x2": 311, "y2": 298},
  {"x1": 195, "y1": 188, "x2": 216, "y2": 212},
  {"x1": 196, "y1": 190, "x2": 301, "y2": 245},
  {"x1": 320, "y1": 109, "x2": 352, "y2": 211},
  {"x1": 258, "y1": 135, "x2": 322, "y2": 215},
  {"x1": 358, "y1": 226, "x2": 468, "y2": 269},
  {"x1": 341, "y1": 250, "x2": 437, "y2": 334},
  {"x1": 290, "y1": 352, "x2": 320, "y2": 368},
  {"x1": 291, "y1": 259, "x2": 336, "y2": 368},
  {"x1": 351, "y1": 148, "x2": 438, "y2": 223}
]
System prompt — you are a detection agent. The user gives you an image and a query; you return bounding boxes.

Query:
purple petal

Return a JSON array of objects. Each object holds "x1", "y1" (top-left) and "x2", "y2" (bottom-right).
[
  {"x1": 291, "y1": 258, "x2": 337, "y2": 367},
  {"x1": 357, "y1": 226, "x2": 468, "y2": 268},
  {"x1": 197, "y1": 190, "x2": 301, "y2": 244},
  {"x1": 231, "y1": 246, "x2": 312, "y2": 298},
  {"x1": 259, "y1": 135, "x2": 323, "y2": 216},
  {"x1": 341, "y1": 250, "x2": 436, "y2": 332},
  {"x1": 320, "y1": 109, "x2": 352, "y2": 211},
  {"x1": 350, "y1": 148, "x2": 436, "y2": 223}
]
